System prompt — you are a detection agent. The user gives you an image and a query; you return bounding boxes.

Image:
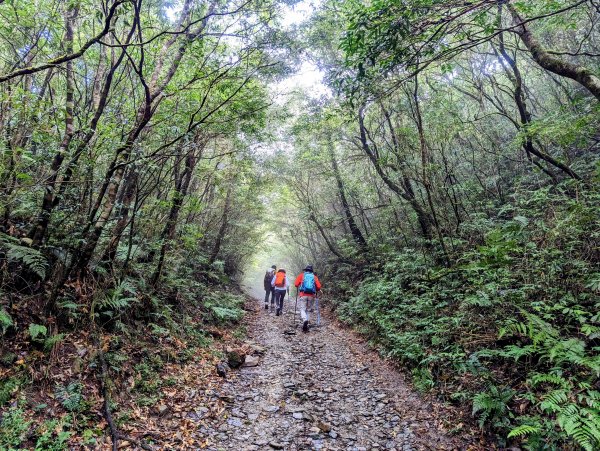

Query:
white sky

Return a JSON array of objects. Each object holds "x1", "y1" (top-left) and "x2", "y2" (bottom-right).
[
  {"x1": 166, "y1": 0, "x2": 330, "y2": 101},
  {"x1": 274, "y1": 0, "x2": 330, "y2": 101}
]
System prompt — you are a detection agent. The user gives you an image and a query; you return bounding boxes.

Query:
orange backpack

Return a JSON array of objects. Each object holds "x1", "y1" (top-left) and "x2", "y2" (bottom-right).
[{"x1": 274, "y1": 270, "x2": 286, "y2": 287}]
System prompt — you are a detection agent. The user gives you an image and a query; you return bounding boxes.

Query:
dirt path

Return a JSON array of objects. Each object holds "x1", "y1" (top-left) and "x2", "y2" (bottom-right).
[{"x1": 198, "y1": 301, "x2": 479, "y2": 450}]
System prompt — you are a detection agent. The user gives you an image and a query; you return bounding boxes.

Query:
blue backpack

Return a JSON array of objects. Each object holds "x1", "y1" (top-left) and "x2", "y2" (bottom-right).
[{"x1": 301, "y1": 272, "x2": 316, "y2": 294}]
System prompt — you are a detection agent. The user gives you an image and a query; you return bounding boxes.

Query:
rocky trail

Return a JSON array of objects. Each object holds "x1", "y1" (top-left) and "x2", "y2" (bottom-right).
[{"x1": 197, "y1": 300, "x2": 482, "y2": 450}]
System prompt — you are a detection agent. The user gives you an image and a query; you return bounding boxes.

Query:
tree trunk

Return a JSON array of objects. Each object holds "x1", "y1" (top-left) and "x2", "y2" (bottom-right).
[
  {"x1": 411, "y1": 77, "x2": 449, "y2": 263},
  {"x1": 152, "y1": 150, "x2": 198, "y2": 285},
  {"x1": 358, "y1": 105, "x2": 434, "y2": 239},
  {"x1": 495, "y1": 31, "x2": 581, "y2": 180},
  {"x1": 328, "y1": 141, "x2": 367, "y2": 247},
  {"x1": 507, "y1": 2, "x2": 600, "y2": 101},
  {"x1": 208, "y1": 182, "x2": 233, "y2": 266},
  {"x1": 29, "y1": 18, "x2": 135, "y2": 245},
  {"x1": 100, "y1": 166, "x2": 139, "y2": 265},
  {"x1": 29, "y1": 4, "x2": 78, "y2": 245}
]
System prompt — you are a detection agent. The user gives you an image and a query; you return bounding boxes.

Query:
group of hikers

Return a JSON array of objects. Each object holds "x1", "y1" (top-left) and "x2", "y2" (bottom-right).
[{"x1": 263, "y1": 265, "x2": 322, "y2": 333}]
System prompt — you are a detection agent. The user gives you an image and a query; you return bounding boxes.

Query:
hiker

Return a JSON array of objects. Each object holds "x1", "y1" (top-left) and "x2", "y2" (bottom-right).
[
  {"x1": 294, "y1": 265, "x2": 322, "y2": 332},
  {"x1": 271, "y1": 268, "x2": 289, "y2": 316},
  {"x1": 263, "y1": 265, "x2": 276, "y2": 310}
]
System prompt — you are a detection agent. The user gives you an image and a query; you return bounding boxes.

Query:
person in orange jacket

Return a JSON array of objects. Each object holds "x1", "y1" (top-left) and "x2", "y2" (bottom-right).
[
  {"x1": 294, "y1": 265, "x2": 322, "y2": 332},
  {"x1": 271, "y1": 268, "x2": 290, "y2": 316}
]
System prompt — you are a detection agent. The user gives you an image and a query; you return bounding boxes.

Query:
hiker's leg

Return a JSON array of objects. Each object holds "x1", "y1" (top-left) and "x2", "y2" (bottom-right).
[
  {"x1": 264, "y1": 289, "x2": 269, "y2": 305},
  {"x1": 307, "y1": 296, "x2": 314, "y2": 313},
  {"x1": 299, "y1": 297, "x2": 308, "y2": 322},
  {"x1": 270, "y1": 288, "x2": 275, "y2": 307},
  {"x1": 275, "y1": 290, "x2": 283, "y2": 314}
]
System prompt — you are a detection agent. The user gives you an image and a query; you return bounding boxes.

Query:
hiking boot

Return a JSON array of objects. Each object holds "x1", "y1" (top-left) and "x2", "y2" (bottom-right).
[
  {"x1": 264, "y1": 304, "x2": 268, "y2": 310},
  {"x1": 276, "y1": 309, "x2": 281, "y2": 316},
  {"x1": 302, "y1": 320, "x2": 309, "y2": 332}
]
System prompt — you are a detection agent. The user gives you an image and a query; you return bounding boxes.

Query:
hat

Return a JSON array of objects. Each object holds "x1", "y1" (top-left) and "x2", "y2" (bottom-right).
[
  {"x1": 304, "y1": 265, "x2": 313, "y2": 272},
  {"x1": 278, "y1": 268, "x2": 286, "y2": 273},
  {"x1": 271, "y1": 265, "x2": 276, "y2": 269}
]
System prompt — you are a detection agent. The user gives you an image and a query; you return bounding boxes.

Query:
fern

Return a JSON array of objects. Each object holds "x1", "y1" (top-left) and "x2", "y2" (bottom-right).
[
  {"x1": 97, "y1": 279, "x2": 138, "y2": 316},
  {"x1": 55, "y1": 381, "x2": 84, "y2": 412},
  {"x1": 43, "y1": 333, "x2": 65, "y2": 351},
  {"x1": 28, "y1": 323, "x2": 47, "y2": 341},
  {"x1": 0, "y1": 309, "x2": 13, "y2": 335},
  {"x1": 0, "y1": 233, "x2": 47, "y2": 279},
  {"x1": 529, "y1": 372, "x2": 570, "y2": 389},
  {"x1": 507, "y1": 424, "x2": 540, "y2": 438},
  {"x1": 472, "y1": 386, "x2": 515, "y2": 429}
]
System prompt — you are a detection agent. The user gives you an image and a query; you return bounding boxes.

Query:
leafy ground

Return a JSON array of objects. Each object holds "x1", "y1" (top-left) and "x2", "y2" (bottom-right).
[{"x1": 0, "y1": 282, "x2": 249, "y2": 449}]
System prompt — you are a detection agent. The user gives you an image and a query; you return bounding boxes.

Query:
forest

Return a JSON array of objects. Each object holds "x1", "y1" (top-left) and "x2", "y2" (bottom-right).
[{"x1": 0, "y1": 0, "x2": 599, "y2": 449}]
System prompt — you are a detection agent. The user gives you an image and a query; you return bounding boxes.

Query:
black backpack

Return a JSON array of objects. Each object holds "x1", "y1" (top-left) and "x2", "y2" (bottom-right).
[{"x1": 264, "y1": 269, "x2": 274, "y2": 287}]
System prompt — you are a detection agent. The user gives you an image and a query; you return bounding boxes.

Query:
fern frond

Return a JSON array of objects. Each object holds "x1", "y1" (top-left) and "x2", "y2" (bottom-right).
[
  {"x1": 507, "y1": 424, "x2": 540, "y2": 438},
  {"x1": 0, "y1": 234, "x2": 48, "y2": 279}
]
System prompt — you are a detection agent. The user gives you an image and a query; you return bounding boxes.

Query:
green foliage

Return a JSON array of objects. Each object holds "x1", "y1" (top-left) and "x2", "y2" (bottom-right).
[
  {"x1": 202, "y1": 291, "x2": 245, "y2": 325},
  {"x1": 333, "y1": 182, "x2": 600, "y2": 448},
  {"x1": 55, "y1": 381, "x2": 85, "y2": 412},
  {"x1": 93, "y1": 279, "x2": 138, "y2": 322},
  {"x1": 0, "y1": 233, "x2": 47, "y2": 279},
  {"x1": 507, "y1": 424, "x2": 540, "y2": 439},
  {"x1": 0, "y1": 377, "x2": 21, "y2": 406},
  {"x1": 472, "y1": 386, "x2": 515, "y2": 430},
  {"x1": 34, "y1": 419, "x2": 71, "y2": 451},
  {"x1": 28, "y1": 323, "x2": 47, "y2": 341},
  {"x1": 0, "y1": 308, "x2": 13, "y2": 335},
  {"x1": 0, "y1": 408, "x2": 31, "y2": 449},
  {"x1": 44, "y1": 333, "x2": 66, "y2": 351}
]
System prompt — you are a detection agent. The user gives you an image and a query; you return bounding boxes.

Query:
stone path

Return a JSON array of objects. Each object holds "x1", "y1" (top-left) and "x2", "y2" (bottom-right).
[{"x1": 198, "y1": 302, "x2": 479, "y2": 450}]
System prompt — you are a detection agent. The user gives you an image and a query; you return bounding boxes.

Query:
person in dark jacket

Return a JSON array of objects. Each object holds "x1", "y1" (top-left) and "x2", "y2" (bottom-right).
[{"x1": 263, "y1": 265, "x2": 276, "y2": 310}]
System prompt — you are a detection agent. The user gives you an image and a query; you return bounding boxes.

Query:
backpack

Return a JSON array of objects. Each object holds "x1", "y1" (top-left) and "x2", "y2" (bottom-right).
[
  {"x1": 264, "y1": 270, "x2": 274, "y2": 287},
  {"x1": 300, "y1": 272, "x2": 316, "y2": 294},
  {"x1": 274, "y1": 271, "x2": 286, "y2": 288}
]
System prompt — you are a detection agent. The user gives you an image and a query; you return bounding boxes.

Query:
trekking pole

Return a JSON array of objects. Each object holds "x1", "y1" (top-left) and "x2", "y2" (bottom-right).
[
  {"x1": 293, "y1": 289, "x2": 298, "y2": 327},
  {"x1": 315, "y1": 294, "x2": 321, "y2": 326}
]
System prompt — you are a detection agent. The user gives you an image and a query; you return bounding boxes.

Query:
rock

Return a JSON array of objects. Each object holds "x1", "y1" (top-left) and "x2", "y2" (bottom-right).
[
  {"x1": 263, "y1": 405, "x2": 279, "y2": 413},
  {"x1": 227, "y1": 418, "x2": 243, "y2": 427},
  {"x1": 218, "y1": 394, "x2": 234, "y2": 403},
  {"x1": 269, "y1": 442, "x2": 284, "y2": 449},
  {"x1": 329, "y1": 431, "x2": 338, "y2": 439},
  {"x1": 216, "y1": 362, "x2": 228, "y2": 377},
  {"x1": 242, "y1": 355, "x2": 260, "y2": 367},
  {"x1": 317, "y1": 420, "x2": 332, "y2": 433},
  {"x1": 72, "y1": 357, "x2": 83, "y2": 374},
  {"x1": 250, "y1": 344, "x2": 267, "y2": 355},
  {"x1": 293, "y1": 412, "x2": 303, "y2": 420},
  {"x1": 302, "y1": 412, "x2": 314, "y2": 421},
  {"x1": 227, "y1": 349, "x2": 244, "y2": 368},
  {"x1": 157, "y1": 404, "x2": 169, "y2": 416},
  {"x1": 231, "y1": 408, "x2": 246, "y2": 418}
]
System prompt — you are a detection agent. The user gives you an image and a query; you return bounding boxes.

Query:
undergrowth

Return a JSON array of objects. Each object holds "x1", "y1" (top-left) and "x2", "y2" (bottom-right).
[
  {"x1": 0, "y1": 256, "x2": 247, "y2": 449},
  {"x1": 335, "y1": 183, "x2": 600, "y2": 449}
]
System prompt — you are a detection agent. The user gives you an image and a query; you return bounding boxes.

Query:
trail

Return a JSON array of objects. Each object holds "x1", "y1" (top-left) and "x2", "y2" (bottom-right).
[{"x1": 198, "y1": 300, "x2": 480, "y2": 450}]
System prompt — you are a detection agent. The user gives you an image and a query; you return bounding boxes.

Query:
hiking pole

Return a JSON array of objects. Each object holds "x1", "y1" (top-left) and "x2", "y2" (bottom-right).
[
  {"x1": 293, "y1": 289, "x2": 298, "y2": 328},
  {"x1": 315, "y1": 294, "x2": 321, "y2": 327}
]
